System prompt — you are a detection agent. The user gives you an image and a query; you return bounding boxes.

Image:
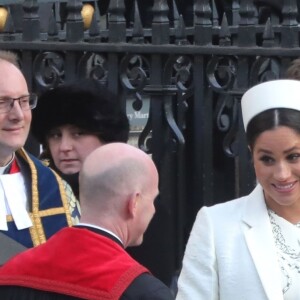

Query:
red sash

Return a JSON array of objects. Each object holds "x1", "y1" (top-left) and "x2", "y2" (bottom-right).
[{"x1": 0, "y1": 227, "x2": 149, "y2": 299}]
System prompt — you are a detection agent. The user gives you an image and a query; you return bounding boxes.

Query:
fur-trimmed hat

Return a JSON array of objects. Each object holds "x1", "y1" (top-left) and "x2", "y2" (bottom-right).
[
  {"x1": 241, "y1": 79, "x2": 300, "y2": 131},
  {"x1": 31, "y1": 78, "x2": 129, "y2": 145}
]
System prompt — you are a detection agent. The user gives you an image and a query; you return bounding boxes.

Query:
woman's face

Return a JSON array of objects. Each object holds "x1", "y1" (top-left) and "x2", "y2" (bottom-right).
[
  {"x1": 252, "y1": 126, "x2": 300, "y2": 214},
  {"x1": 47, "y1": 124, "x2": 103, "y2": 174}
]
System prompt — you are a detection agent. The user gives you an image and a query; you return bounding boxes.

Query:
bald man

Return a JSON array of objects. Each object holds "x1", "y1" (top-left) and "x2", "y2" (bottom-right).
[{"x1": 0, "y1": 143, "x2": 174, "y2": 300}]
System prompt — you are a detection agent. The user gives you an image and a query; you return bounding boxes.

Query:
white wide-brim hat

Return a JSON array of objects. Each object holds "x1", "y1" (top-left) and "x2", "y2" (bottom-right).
[{"x1": 241, "y1": 79, "x2": 300, "y2": 131}]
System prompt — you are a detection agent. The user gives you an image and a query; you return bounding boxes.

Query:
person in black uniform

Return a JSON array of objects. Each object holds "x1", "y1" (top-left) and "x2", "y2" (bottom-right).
[{"x1": 30, "y1": 78, "x2": 129, "y2": 199}]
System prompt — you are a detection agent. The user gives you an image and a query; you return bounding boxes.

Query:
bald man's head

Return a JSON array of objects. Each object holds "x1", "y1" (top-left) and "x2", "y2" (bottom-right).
[{"x1": 79, "y1": 143, "x2": 159, "y2": 246}]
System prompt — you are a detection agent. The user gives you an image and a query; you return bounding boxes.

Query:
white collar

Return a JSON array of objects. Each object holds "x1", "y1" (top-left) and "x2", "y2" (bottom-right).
[
  {"x1": 0, "y1": 172, "x2": 32, "y2": 231},
  {"x1": 0, "y1": 153, "x2": 15, "y2": 175},
  {"x1": 77, "y1": 222, "x2": 123, "y2": 245}
]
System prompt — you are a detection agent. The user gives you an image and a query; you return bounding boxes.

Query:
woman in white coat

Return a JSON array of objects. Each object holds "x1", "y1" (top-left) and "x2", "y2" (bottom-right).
[{"x1": 176, "y1": 79, "x2": 300, "y2": 300}]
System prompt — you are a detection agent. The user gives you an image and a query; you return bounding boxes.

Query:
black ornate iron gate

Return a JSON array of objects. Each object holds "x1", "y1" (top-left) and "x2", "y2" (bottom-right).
[{"x1": 1, "y1": 0, "x2": 299, "y2": 286}]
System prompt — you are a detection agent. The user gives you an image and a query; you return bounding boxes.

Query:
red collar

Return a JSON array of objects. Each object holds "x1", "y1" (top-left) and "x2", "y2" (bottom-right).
[{"x1": 9, "y1": 158, "x2": 20, "y2": 174}]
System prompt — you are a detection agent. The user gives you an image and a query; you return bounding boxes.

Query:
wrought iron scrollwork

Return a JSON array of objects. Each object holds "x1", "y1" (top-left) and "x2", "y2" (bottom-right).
[
  {"x1": 172, "y1": 55, "x2": 193, "y2": 92},
  {"x1": 119, "y1": 54, "x2": 151, "y2": 152},
  {"x1": 162, "y1": 55, "x2": 194, "y2": 146},
  {"x1": 214, "y1": 94, "x2": 241, "y2": 157},
  {"x1": 206, "y1": 56, "x2": 238, "y2": 93},
  {"x1": 33, "y1": 51, "x2": 65, "y2": 90},
  {"x1": 249, "y1": 56, "x2": 280, "y2": 86},
  {"x1": 82, "y1": 53, "x2": 108, "y2": 83},
  {"x1": 215, "y1": 94, "x2": 232, "y2": 132},
  {"x1": 207, "y1": 56, "x2": 240, "y2": 157},
  {"x1": 120, "y1": 54, "x2": 149, "y2": 113},
  {"x1": 138, "y1": 112, "x2": 153, "y2": 153},
  {"x1": 120, "y1": 54, "x2": 149, "y2": 92},
  {"x1": 222, "y1": 96, "x2": 240, "y2": 157}
]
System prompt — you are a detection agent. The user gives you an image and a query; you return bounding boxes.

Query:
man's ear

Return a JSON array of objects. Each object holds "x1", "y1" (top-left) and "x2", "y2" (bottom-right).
[{"x1": 127, "y1": 193, "x2": 140, "y2": 218}]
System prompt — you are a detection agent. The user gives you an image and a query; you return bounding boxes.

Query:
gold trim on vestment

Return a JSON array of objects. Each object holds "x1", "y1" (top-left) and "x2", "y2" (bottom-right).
[
  {"x1": 52, "y1": 172, "x2": 73, "y2": 227},
  {"x1": 18, "y1": 148, "x2": 45, "y2": 246},
  {"x1": 7, "y1": 149, "x2": 74, "y2": 247},
  {"x1": 6, "y1": 207, "x2": 70, "y2": 222}
]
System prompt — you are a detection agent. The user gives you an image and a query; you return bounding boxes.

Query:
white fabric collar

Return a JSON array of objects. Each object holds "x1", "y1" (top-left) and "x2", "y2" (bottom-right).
[
  {"x1": 77, "y1": 222, "x2": 123, "y2": 245},
  {"x1": 0, "y1": 153, "x2": 15, "y2": 175},
  {"x1": 0, "y1": 172, "x2": 32, "y2": 231}
]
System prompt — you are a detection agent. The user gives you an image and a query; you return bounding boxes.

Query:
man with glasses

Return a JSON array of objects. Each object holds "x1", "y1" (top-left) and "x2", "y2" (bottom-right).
[{"x1": 0, "y1": 51, "x2": 80, "y2": 265}]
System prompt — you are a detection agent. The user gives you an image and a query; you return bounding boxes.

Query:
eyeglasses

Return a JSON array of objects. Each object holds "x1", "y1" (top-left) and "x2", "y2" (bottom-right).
[{"x1": 0, "y1": 94, "x2": 38, "y2": 114}]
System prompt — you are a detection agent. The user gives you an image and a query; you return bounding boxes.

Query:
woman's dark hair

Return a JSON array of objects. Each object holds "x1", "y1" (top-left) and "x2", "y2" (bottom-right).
[{"x1": 247, "y1": 108, "x2": 300, "y2": 150}]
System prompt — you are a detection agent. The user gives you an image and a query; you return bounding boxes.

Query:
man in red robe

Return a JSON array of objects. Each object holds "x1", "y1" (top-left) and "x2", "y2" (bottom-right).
[{"x1": 0, "y1": 143, "x2": 174, "y2": 300}]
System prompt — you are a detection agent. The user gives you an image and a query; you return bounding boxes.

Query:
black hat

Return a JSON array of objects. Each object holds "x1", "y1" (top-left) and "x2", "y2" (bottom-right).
[{"x1": 31, "y1": 78, "x2": 129, "y2": 145}]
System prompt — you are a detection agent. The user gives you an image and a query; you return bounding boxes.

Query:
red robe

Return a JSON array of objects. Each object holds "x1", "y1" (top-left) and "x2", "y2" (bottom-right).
[{"x1": 0, "y1": 227, "x2": 149, "y2": 299}]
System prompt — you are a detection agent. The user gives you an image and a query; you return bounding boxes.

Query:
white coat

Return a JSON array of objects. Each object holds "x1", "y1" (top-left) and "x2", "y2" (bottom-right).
[{"x1": 176, "y1": 184, "x2": 285, "y2": 300}]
